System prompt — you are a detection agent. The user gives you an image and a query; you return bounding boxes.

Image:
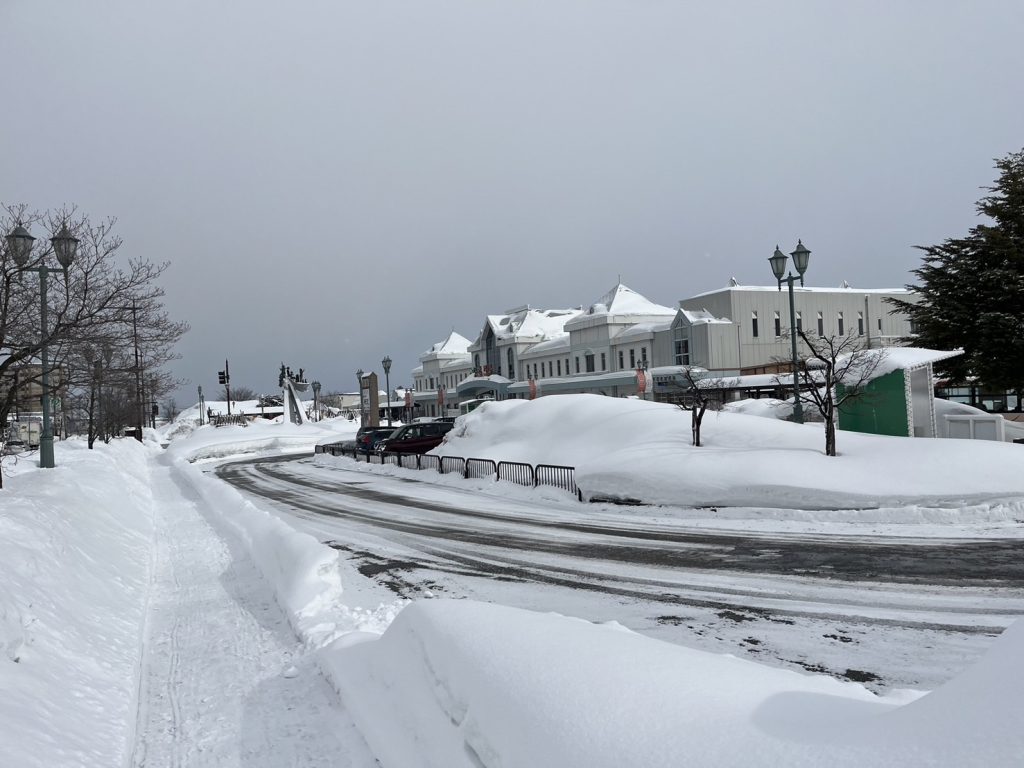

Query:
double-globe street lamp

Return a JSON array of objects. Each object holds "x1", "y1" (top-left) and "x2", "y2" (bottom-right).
[
  {"x1": 381, "y1": 356, "x2": 392, "y2": 427},
  {"x1": 768, "y1": 240, "x2": 811, "y2": 425},
  {"x1": 6, "y1": 224, "x2": 79, "y2": 468}
]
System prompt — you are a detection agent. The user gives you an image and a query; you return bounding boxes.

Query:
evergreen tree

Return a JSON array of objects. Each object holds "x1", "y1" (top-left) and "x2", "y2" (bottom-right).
[{"x1": 891, "y1": 149, "x2": 1024, "y2": 395}]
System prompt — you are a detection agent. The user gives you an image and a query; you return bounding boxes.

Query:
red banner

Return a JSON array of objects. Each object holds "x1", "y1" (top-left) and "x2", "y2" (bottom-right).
[
  {"x1": 404, "y1": 391, "x2": 412, "y2": 408},
  {"x1": 437, "y1": 388, "x2": 445, "y2": 408},
  {"x1": 528, "y1": 379, "x2": 537, "y2": 400},
  {"x1": 636, "y1": 368, "x2": 647, "y2": 394}
]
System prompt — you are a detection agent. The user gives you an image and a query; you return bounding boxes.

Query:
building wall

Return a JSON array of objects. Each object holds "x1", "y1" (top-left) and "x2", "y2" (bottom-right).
[
  {"x1": 680, "y1": 288, "x2": 914, "y2": 371},
  {"x1": 837, "y1": 370, "x2": 910, "y2": 437}
]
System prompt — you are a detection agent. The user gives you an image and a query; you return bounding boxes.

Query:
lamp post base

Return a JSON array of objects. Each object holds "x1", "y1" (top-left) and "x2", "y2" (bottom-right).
[{"x1": 39, "y1": 436, "x2": 55, "y2": 469}]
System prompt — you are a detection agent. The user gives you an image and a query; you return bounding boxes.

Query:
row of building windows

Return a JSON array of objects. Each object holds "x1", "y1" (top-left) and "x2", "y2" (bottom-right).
[{"x1": 751, "y1": 311, "x2": 877, "y2": 339}]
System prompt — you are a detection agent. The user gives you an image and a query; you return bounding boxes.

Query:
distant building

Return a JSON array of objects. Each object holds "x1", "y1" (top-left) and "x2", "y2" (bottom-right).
[{"x1": 409, "y1": 280, "x2": 916, "y2": 411}]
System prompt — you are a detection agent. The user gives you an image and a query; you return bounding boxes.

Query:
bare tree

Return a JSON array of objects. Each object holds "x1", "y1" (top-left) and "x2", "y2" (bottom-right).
[
  {"x1": 163, "y1": 398, "x2": 179, "y2": 421},
  {"x1": 668, "y1": 367, "x2": 725, "y2": 446},
  {"x1": 1, "y1": 205, "x2": 189, "y2": 460},
  {"x1": 793, "y1": 331, "x2": 885, "y2": 456},
  {"x1": 222, "y1": 385, "x2": 256, "y2": 401}
]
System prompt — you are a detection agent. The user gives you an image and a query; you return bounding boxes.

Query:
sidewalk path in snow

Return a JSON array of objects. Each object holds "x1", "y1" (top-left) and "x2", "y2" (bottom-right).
[{"x1": 130, "y1": 462, "x2": 377, "y2": 768}]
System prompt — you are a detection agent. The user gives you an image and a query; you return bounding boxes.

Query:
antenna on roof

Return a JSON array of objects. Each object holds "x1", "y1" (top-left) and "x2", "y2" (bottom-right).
[{"x1": 729, "y1": 277, "x2": 739, "y2": 287}]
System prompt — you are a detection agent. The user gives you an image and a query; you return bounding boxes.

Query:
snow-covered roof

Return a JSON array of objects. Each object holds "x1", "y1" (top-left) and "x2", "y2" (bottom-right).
[
  {"x1": 614, "y1": 320, "x2": 672, "y2": 342},
  {"x1": 482, "y1": 307, "x2": 581, "y2": 343},
  {"x1": 421, "y1": 330, "x2": 472, "y2": 359},
  {"x1": 575, "y1": 283, "x2": 676, "y2": 320},
  {"x1": 518, "y1": 335, "x2": 571, "y2": 358},
  {"x1": 686, "y1": 283, "x2": 912, "y2": 300},
  {"x1": 864, "y1": 347, "x2": 963, "y2": 379},
  {"x1": 677, "y1": 308, "x2": 732, "y2": 325}
]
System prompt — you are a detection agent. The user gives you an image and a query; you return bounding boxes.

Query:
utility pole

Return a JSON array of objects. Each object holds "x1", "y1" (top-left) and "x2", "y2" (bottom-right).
[{"x1": 132, "y1": 299, "x2": 143, "y2": 441}]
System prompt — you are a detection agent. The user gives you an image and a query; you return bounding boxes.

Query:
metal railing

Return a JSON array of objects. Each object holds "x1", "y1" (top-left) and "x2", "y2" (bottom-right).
[
  {"x1": 315, "y1": 443, "x2": 581, "y2": 500},
  {"x1": 497, "y1": 461, "x2": 534, "y2": 487},
  {"x1": 465, "y1": 457, "x2": 497, "y2": 480}
]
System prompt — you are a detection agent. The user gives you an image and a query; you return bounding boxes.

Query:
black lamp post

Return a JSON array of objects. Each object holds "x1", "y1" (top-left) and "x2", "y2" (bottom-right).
[
  {"x1": 768, "y1": 240, "x2": 811, "y2": 424},
  {"x1": 381, "y1": 356, "x2": 392, "y2": 426},
  {"x1": 7, "y1": 223, "x2": 79, "y2": 468}
]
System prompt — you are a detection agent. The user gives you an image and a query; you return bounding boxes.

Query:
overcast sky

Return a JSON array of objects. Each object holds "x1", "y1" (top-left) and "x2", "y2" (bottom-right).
[{"x1": 2, "y1": 1, "x2": 1022, "y2": 404}]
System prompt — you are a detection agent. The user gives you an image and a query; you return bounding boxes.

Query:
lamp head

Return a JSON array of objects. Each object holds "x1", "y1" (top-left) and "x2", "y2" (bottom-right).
[
  {"x1": 768, "y1": 245, "x2": 788, "y2": 285},
  {"x1": 50, "y1": 223, "x2": 79, "y2": 270},
  {"x1": 790, "y1": 239, "x2": 811, "y2": 276},
  {"x1": 6, "y1": 225, "x2": 36, "y2": 267},
  {"x1": 382, "y1": 355, "x2": 392, "y2": 374}
]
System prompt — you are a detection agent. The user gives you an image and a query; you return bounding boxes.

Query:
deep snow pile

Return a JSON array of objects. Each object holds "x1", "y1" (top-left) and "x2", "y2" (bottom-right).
[
  {"x1": 323, "y1": 600, "x2": 1024, "y2": 768},
  {"x1": 6, "y1": 409, "x2": 1023, "y2": 767},
  {"x1": 439, "y1": 395, "x2": 1024, "y2": 508},
  {"x1": 0, "y1": 440, "x2": 156, "y2": 768}
]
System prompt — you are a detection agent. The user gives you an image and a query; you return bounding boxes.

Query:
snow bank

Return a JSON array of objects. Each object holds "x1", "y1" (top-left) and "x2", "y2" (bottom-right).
[
  {"x1": 168, "y1": 456, "x2": 401, "y2": 646},
  {"x1": 323, "y1": 599, "x2": 1023, "y2": 767},
  {"x1": 162, "y1": 413, "x2": 356, "y2": 464},
  {"x1": 441, "y1": 395, "x2": 1024, "y2": 508},
  {"x1": 0, "y1": 440, "x2": 156, "y2": 768}
]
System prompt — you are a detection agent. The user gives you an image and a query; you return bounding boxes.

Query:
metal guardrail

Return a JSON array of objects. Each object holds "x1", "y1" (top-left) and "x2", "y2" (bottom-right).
[
  {"x1": 497, "y1": 461, "x2": 534, "y2": 487},
  {"x1": 316, "y1": 443, "x2": 581, "y2": 500},
  {"x1": 465, "y1": 457, "x2": 497, "y2": 480},
  {"x1": 440, "y1": 456, "x2": 465, "y2": 476},
  {"x1": 535, "y1": 464, "x2": 579, "y2": 497}
]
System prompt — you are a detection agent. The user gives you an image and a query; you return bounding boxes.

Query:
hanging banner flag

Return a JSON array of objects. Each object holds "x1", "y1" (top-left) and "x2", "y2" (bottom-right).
[
  {"x1": 437, "y1": 387, "x2": 445, "y2": 408},
  {"x1": 528, "y1": 378, "x2": 537, "y2": 400},
  {"x1": 636, "y1": 368, "x2": 648, "y2": 394},
  {"x1": 404, "y1": 391, "x2": 412, "y2": 408}
]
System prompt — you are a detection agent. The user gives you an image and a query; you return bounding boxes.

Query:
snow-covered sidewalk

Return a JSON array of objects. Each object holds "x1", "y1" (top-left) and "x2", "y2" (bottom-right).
[{"x1": 130, "y1": 459, "x2": 376, "y2": 767}]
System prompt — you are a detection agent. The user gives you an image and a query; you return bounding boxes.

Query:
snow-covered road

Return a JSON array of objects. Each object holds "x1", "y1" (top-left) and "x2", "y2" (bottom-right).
[
  {"x1": 130, "y1": 461, "x2": 376, "y2": 768},
  {"x1": 215, "y1": 454, "x2": 1024, "y2": 691}
]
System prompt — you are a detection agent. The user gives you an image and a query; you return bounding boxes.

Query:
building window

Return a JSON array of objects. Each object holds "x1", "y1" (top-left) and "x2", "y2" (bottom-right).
[
  {"x1": 618, "y1": 350, "x2": 624, "y2": 369},
  {"x1": 857, "y1": 312, "x2": 864, "y2": 336},
  {"x1": 674, "y1": 339, "x2": 690, "y2": 365},
  {"x1": 774, "y1": 311, "x2": 781, "y2": 338},
  {"x1": 817, "y1": 312, "x2": 824, "y2": 336},
  {"x1": 629, "y1": 349, "x2": 636, "y2": 368},
  {"x1": 575, "y1": 357, "x2": 580, "y2": 374},
  {"x1": 585, "y1": 354, "x2": 595, "y2": 373},
  {"x1": 838, "y1": 312, "x2": 845, "y2": 336},
  {"x1": 878, "y1": 318, "x2": 882, "y2": 331},
  {"x1": 557, "y1": 359, "x2": 561, "y2": 376},
  {"x1": 429, "y1": 377, "x2": 434, "y2": 389},
  {"x1": 796, "y1": 311, "x2": 802, "y2": 333},
  {"x1": 549, "y1": 361, "x2": 554, "y2": 377},
  {"x1": 600, "y1": 352, "x2": 606, "y2": 371},
  {"x1": 507, "y1": 348, "x2": 515, "y2": 380},
  {"x1": 909, "y1": 318, "x2": 919, "y2": 334},
  {"x1": 641, "y1": 347, "x2": 647, "y2": 363},
  {"x1": 751, "y1": 311, "x2": 759, "y2": 338}
]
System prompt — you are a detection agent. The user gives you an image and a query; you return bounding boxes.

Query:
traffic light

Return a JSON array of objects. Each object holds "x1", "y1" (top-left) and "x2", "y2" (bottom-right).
[{"x1": 218, "y1": 370, "x2": 226, "y2": 385}]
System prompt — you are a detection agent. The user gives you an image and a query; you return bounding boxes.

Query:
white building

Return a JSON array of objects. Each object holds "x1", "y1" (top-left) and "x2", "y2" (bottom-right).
[{"x1": 410, "y1": 280, "x2": 915, "y2": 409}]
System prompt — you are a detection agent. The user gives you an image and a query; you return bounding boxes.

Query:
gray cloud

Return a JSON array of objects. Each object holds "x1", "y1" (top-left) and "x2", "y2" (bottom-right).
[{"x1": 2, "y1": 0, "x2": 1022, "y2": 402}]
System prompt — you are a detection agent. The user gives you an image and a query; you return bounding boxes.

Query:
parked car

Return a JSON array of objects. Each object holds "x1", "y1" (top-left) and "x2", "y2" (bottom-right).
[
  {"x1": 378, "y1": 421, "x2": 454, "y2": 454},
  {"x1": 356, "y1": 426, "x2": 399, "y2": 454}
]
